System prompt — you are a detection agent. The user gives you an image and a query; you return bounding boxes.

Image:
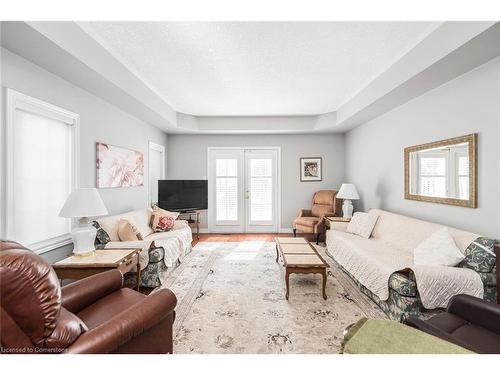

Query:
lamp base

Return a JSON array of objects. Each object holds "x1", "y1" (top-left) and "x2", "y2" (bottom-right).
[
  {"x1": 71, "y1": 224, "x2": 97, "y2": 256},
  {"x1": 342, "y1": 199, "x2": 354, "y2": 219}
]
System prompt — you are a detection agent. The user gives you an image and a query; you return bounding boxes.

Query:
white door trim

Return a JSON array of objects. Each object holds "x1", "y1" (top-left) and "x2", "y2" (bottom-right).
[
  {"x1": 148, "y1": 141, "x2": 165, "y2": 206},
  {"x1": 207, "y1": 146, "x2": 281, "y2": 233}
]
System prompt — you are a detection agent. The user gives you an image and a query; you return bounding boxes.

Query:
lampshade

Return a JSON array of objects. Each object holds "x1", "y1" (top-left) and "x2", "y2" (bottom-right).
[
  {"x1": 59, "y1": 188, "x2": 108, "y2": 218},
  {"x1": 337, "y1": 183, "x2": 360, "y2": 200}
]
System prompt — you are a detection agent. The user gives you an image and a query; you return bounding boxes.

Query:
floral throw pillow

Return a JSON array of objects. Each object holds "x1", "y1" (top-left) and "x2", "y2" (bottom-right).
[{"x1": 151, "y1": 214, "x2": 175, "y2": 232}]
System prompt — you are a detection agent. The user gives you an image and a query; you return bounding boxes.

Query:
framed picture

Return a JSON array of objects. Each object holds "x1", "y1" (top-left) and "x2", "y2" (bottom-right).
[
  {"x1": 96, "y1": 142, "x2": 144, "y2": 188},
  {"x1": 300, "y1": 157, "x2": 322, "y2": 182}
]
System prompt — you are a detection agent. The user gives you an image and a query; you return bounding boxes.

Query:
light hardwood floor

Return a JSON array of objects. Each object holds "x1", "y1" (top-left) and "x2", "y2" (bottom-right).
[{"x1": 191, "y1": 232, "x2": 317, "y2": 246}]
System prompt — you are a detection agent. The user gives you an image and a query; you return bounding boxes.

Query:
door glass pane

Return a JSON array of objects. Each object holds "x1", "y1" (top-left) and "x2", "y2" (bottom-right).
[
  {"x1": 250, "y1": 159, "x2": 272, "y2": 177},
  {"x1": 216, "y1": 159, "x2": 237, "y2": 177},
  {"x1": 216, "y1": 177, "x2": 238, "y2": 221},
  {"x1": 250, "y1": 177, "x2": 273, "y2": 221}
]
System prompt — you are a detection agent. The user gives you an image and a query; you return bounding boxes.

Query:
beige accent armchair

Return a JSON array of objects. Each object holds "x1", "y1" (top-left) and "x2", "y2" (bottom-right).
[{"x1": 293, "y1": 190, "x2": 342, "y2": 244}]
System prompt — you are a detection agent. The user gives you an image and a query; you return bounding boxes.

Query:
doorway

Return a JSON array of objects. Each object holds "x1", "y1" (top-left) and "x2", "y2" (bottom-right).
[{"x1": 208, "y1": 147, "x2": 280, "y2": 233}]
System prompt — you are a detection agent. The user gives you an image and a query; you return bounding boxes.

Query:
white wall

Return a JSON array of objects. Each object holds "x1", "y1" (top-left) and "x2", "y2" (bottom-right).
[
  {"x1": 167, "y1": 134, "x2": 345, "y2": 230},
  {"x1": 345, "y1": 57, "x2": 500, "y2": 238},
  {"x1": 1, "y1": 48, "x2": 168, "y2": 259}
]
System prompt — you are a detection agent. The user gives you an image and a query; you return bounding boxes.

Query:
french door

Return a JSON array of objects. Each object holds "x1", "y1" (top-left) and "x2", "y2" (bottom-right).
[{"x1": 208, "y1": 148, "x2": 279, "y2": 233}]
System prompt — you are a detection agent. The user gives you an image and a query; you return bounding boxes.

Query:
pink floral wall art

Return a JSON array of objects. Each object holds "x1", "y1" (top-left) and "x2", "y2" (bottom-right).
[{"x1": 96, "y1": 142, "x2": 144, "y2": 188}]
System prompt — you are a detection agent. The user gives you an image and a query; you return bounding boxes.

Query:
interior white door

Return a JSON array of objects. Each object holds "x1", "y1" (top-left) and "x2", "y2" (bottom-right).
[
  {"x1": 209, "y1": 148, "x2": 279, "y2": 233},
  {"x1": 149, "y1": 142, "x2": 165, "y2": 206},
  {"x1": 245, "y1": 150, "x2": 278, "y2": 232}
]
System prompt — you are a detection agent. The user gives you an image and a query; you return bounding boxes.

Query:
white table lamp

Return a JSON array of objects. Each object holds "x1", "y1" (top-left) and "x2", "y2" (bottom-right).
[
  {"x1": 59, "y1": 188, "x2": 108, "y2": 256},
  {"x1": 337, "y1": 184, "x2": 360, "y2": 219}
]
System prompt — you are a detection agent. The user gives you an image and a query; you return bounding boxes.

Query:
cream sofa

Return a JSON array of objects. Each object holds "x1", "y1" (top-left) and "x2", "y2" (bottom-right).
[
  {"x1": 326, "y1": 209, "x2": 497, "y2": 322},
  {"x1": 92, "y1": 208, "x2": 193, "y2": 288}
]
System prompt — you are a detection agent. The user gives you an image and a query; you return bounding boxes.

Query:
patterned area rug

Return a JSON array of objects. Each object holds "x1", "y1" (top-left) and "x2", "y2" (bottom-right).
[{"x1": 159, "y1": 241, "x2": 386, "y2": 354}]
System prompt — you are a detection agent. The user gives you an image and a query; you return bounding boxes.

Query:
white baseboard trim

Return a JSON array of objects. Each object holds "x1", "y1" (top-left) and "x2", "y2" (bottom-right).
[{"x1": 279, "y1": 228, "x2": 294, "y2": 233}]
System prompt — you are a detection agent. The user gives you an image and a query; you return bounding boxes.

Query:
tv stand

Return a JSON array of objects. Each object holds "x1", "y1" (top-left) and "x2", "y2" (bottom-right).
[{"x1": 178, "y1": 211, "x2": 200, "y2": 240}]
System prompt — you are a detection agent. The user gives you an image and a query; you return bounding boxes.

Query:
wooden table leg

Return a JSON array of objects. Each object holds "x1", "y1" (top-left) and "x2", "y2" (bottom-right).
[
  {"x1": 285, "y1": 268, "x2": 290, "y2": 300},
  {"x1": 321, "y1": 269, "x2": 327, "y2": 300},
  {"x1": 275, "y1": 244, "x2": 279, "y2": 263},
  {"x1": 136, "y1": 262, "x2": 141, "y2": 291}
]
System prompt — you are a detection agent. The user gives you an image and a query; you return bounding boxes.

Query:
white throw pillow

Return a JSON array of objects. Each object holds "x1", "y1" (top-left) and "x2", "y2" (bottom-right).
[
  {"x1": 346, "y1": 212, "x2": 379, "y2": 238},
  {"x1": 413, "y1": 227, "x2": 465, "y2": 266}
]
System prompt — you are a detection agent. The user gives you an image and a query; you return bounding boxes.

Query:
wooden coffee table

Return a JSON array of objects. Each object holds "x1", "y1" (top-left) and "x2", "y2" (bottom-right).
[
  {"x1": 52, "y1": 249, "x2": 142, "y2": 291},
  {"x1": 275, "y1": 237, "x2": 329, "y2": 300}
]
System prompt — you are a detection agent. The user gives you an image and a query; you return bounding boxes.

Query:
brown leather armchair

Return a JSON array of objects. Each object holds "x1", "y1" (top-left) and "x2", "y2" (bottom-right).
[
  {"x1": 0, "y1": 241, "x2": 177, "y2": 354},
  {"x1": 408, "y1": 294, "x2": 500, "y2": 354},
  {"x1": 293, "y1": 190, "x2": 342, "y2": 244}
]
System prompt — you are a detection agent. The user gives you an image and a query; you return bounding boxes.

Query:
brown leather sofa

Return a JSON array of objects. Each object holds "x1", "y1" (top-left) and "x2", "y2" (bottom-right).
[
  {"x1": 408, "y1": 294, "x2": 500, "y2": 354},
  {"x1": 0, "y1": 240, "x2": 177, "y2": 354},
  {"x1": 293, "y1": 190, "x2": 342, "y2": 244}
]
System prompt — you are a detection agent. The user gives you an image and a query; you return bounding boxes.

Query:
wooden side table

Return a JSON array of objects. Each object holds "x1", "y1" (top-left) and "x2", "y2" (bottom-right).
[
  {"x1": 178, "y1": 211, "x2": 201, "y2": 239},
  {"x1": 324, "y1": 216, "x2": 351, "y2": 229},
  {"x1": 52, "y1": 249, "x2": 142, "y2": 291}
]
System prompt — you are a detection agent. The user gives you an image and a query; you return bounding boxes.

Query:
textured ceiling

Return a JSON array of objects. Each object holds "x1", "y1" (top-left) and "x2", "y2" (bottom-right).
[{"x1": 84, "y1": 22, "x2": 438, "y2": 116}]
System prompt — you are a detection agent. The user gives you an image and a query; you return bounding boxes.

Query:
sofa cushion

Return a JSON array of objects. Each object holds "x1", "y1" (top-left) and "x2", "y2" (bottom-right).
[
  {"x1": 151, "y1": 214, "x2": 175, "y2": 232},
  {"x1": 369, "y1": 209, "x2": 478, "y2": 254},
  {"x1": 97, "y1": 208, "x2": 154, "y2": 242},
  {"x1": 92, "y1": 221, "x2": 111, "y2": 245},
  {"x1": 414, "y1": 228, "x2": 465, "y2": 267},
  {"x1": 294, "y1": 216, "x2": 320, "y2": 228},
  {"x1": 459, "y1": 237, "x2": 497, "y2": 273},
  {"x1": 347, "y1": 212, "x2": 379, "y2": 238},
  {"x1": 117, "y1": 219, "x2": 143, "y2": 241},
  {"x1": 151, "y1": 205, "x2": 180, "y2": 220}
]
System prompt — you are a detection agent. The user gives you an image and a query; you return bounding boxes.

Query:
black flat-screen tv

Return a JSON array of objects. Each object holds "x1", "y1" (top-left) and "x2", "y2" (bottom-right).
[{"x1": 158, "y1": 180, "x2": 208, "y2": 212}]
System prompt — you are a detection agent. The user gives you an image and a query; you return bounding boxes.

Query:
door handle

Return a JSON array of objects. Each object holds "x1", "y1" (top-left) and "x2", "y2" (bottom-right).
[{"x1": 245, "y1": 190, "x2": 250, "y2": 199}]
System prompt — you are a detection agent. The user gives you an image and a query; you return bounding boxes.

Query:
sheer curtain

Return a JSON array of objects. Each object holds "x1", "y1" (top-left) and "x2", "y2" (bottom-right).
[{"x1": 12, "y1": 109, "x2": 72, "y2": 246}]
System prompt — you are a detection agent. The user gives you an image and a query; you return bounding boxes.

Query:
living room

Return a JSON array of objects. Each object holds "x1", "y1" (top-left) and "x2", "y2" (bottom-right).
[{"x1": 1, "y1": 1, "x2": 500, "y2": 372}]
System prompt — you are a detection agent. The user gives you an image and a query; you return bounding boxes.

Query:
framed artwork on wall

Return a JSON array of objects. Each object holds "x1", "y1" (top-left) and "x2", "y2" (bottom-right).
[
  {"x1": 96, "y1": 142, "x2": 144, "y2": 188},
  {"x1": 300, "y1": 157, "x2": 322, "y2": 182}
]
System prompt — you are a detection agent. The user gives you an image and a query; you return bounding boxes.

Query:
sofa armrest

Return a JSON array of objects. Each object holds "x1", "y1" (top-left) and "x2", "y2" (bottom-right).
[
  {"x1": 61, "y1": 270, "x2": 123, "y2": 313},
  {"x1": 66, "y1": 289, "x2": 177, "y2": 354},
  {"x1": 447, "y1": 294, "x2": 500, "y2": 335},
  {"x1": 298, "y1": 209, "x2": 312, "y2": 217}
]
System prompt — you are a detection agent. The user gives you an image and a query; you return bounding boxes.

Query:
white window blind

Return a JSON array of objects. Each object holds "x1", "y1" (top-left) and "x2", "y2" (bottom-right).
[
  {"x1": 11, "y1": 110, "x2": 73, "y2": 246},
  {"x1": 249, "y1": 159, "x2": 273, "y2": 221},
  {"x1": 216, "y1": 159, "x2": 238, "y2": 221}
]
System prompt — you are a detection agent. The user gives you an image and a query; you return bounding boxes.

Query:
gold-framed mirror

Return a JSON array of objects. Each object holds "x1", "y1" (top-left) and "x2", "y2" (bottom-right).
[{"x1": 404, "y1": 134, "x2": 477, "y2": 208}]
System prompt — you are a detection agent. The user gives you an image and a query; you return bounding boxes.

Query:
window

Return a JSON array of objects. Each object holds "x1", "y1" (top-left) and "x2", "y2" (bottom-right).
[
  {"x1": 415, "y1": 146, "x2": 469, "y2": 200},
  {"x1": 418, "y1": 154, "x2": 447, "y2": 197},
  {"x1": 4, "y1": 89, "x2": 79, "y2": 253}
]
